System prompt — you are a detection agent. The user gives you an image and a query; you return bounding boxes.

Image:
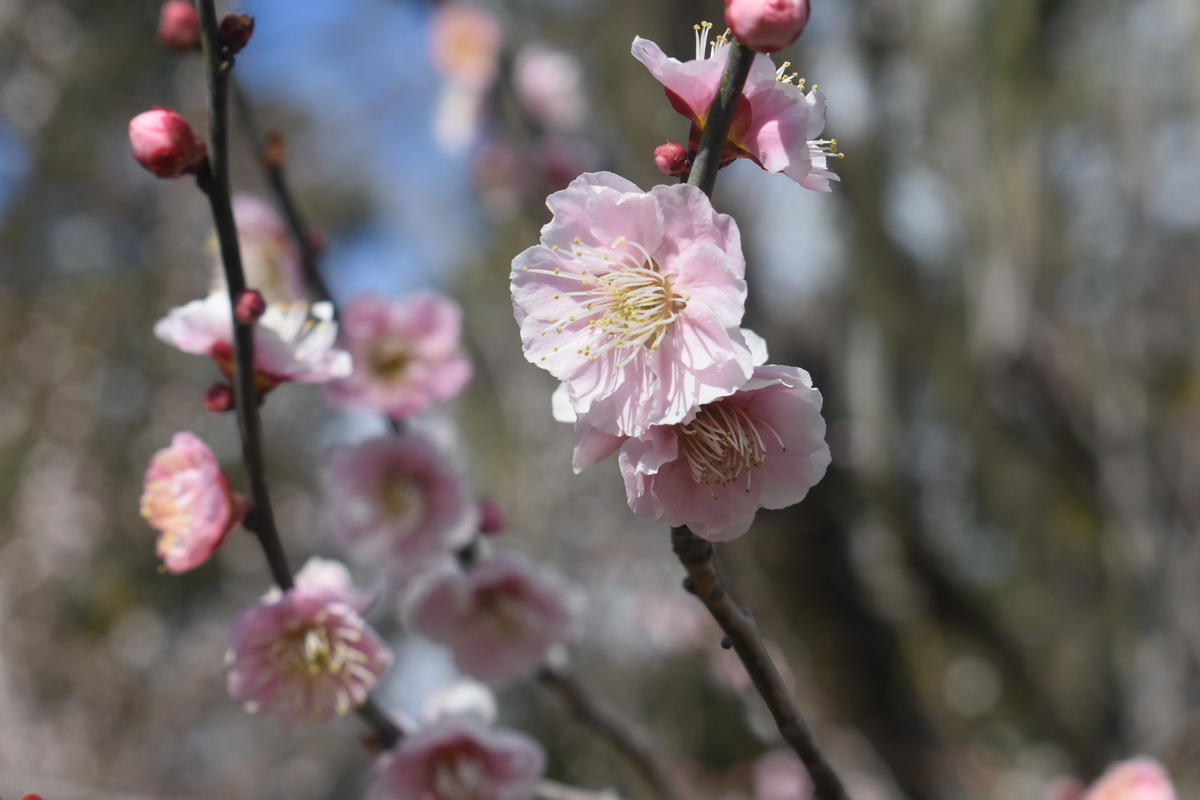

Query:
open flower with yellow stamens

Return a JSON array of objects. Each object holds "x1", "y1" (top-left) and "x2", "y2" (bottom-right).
[
  {"x1": 408, "y1": 551, "x2": 581, "y2": 687},
  {"x1": 511, "y1": 171, "x2": 753, "y2": 437},
  {"x1": 321, "y1": 433, "x2": 477, "y2": 585},
  {"x1": 632, "y1": 24, "x2": 841, "y2": 192},
  {"x1": 225, "y1": 584, "x2": 392, "y2": 727},
  {"x1": 140, "y1": 431, "x2": 245, "y2": 574},
  {"x1": 154, "y1": 292, "x2": 352, "y2": 393},
  {"x1": 326, "y1": 293, "x2": 472, "y2": 421},
  {"x1": 618, "y1": 365, "x2": 830, "y2": 541}
]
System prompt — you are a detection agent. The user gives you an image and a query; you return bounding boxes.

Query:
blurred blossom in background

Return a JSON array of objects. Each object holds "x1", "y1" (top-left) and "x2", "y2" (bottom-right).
[{"x1": 0, "y1": 0, "x2": 1198, "y2": 799}]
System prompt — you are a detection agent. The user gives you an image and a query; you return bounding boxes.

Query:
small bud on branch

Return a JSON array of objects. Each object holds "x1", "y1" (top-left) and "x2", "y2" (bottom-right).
[
  {"x1": 129, "y1": 107, "x2": 207, "y2": 179},
  {"x1": 653, "y1": 141, "x2": 691, "y2": 178},
  {"x1": 157, "y1": 0, "x2": 201, "y2": 51},
  {"x1": 219, "y1": 13, "x2": 255, "y2": 54},
  {"x1": 233, "y1": 288, "x2": 266, "y2": 324}
]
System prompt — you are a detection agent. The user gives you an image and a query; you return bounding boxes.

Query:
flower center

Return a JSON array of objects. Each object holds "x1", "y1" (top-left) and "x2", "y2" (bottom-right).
[
  {"x1": 367, "y1": 339, "x2": 413, "y2": 383},
  {"x1": 274, "y1": 617, "x2": 350, "y2": 678},
  {"x1": 378, "y1": 470, "x2": 425, "y2": 526},
  {"x1": 431, "y1": 748, "x2": 487, "y2": 800},
  {"x1": 526, "y1": 236, "x2": 689, "y2": 370},
  {"x1": 675, "y1": 402, "x2": 786, "y2": 499},
  {"x1": 473, "y1": 582, "x2": 530, "y2": 637}
]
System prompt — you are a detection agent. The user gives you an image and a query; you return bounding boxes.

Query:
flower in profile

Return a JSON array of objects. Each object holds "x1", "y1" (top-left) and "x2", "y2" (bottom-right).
[
  {"x1": 366, "y1": 714, "x2": 544, "y2": 800},
  {"x1": 326, "y1": 293, "x2": 473, "y2": 421},
  {"x1": 140, "y1": 432, "x2": 245, "y2": 573},
  {"x1": 726, "y1": 0, "x2": 811, "y2": 54},
  {"x1": 154, "y1": 293, "x2": 352, "y2": 393},
  {"x1": 754, "y1": 749, "x2": 813, "y2": 800},
  {"x1": 226, "y1": 585, "x2": 392, "y2": 726},
  {"x1": 514, "y1": 44, "x2": 587, "y2": 132},
  {"x1": 511, "y1": 171, "x2": 753, "y2": 437},
  {"x1": 1081, "y1": 758, "x2": 1176, "y2": 800},
  {"x1": 210, "y1": 194, "x2": 307, "y2": 306},
  {"x1": 321, "y1": 434, "x2": 476, "y2": 583},
  {"x1": 632, "y1": 26, "x2": 840, "y2": 192},
  {"x1": 618, "y1": 365, "x2": 830, "y2": 541},
  {"x1": 129, "y1": 107, "x2": 207, "y2": 179},
  {"x1": 409, "y1": 551, "x2": 580, "y2": 686}
]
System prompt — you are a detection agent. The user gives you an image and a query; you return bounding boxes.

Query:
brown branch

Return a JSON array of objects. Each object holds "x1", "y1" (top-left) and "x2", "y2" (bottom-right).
[
  {"x1": 194, "y1": 0, "x2": 402, "y2": 751},
  {"x1": 229, "y1": 80, "x2": 334, "y2": 306},
  {"x1": 674, "y1": 38, "x2": 850, "y2": 800},
  {"x1": 538, "y1": 665, "x2": 681, "y2": 800},
  {"x1": 673, "y1": 527, "x2": 850, "y2": 800}
]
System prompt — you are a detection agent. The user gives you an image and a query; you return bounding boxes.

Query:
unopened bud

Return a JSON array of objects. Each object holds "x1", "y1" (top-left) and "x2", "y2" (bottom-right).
[
  {"x1": 204, "y1": 383, "x2": 235, "y2": 413},
  {"x1": 219, "y1": 13, "x2": 255, "y2": 54},
  {"x1": 654, "y1": 141, "x2": 690, "y2": 177},
  {"x1": 263, "y1": 132, "x2": 287, "y2": 169},
  {"x1": 129, "y1": 107, "x2": 207, "y2": 179},
  {"x1": 234, "y1": 289, "x2": 266, "y2": 324},
  {"x1": 478, "y1": 499, "x2": 506, "y2": 535},
  {"x1": 725, "y1": 0, "x2": 810, "y2": 53},
  {"x1": 157, "y1": 0, "x2": 201, "y2": 51}
]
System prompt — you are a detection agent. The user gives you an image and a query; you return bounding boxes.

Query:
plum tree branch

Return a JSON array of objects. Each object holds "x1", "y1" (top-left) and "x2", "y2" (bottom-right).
[
  {"x1": 193, "y1": 0, "x2": 401, "y2": 750},
  {"x1": 538, "y1": 665, "x2": 681, "y2": 800},
  {"x1": 671, "y1": 40, "x2": 849, "y2": 800}
]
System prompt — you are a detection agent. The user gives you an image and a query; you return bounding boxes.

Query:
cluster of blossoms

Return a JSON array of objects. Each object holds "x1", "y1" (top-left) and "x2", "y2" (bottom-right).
[{"x1": 511, "y1": 169, "x2": 831, "y2": 540}]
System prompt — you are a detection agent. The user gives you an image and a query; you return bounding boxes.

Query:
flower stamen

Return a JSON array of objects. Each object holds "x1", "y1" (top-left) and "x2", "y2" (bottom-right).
[{"x1": 675, "y1": 402, "x2": 769, "y2": 498}]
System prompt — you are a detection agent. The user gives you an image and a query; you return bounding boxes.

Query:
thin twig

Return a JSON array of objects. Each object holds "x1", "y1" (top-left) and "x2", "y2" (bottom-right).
[
  {"x1": 675, "y1": 37, "x2": 850, "y2": 800},
  {"x1": 229, "y1": 80, "x2": 334, "y2": 306},
  {"x1": 686, "y1": 39, "x2": 754, "y2": 198},
  {"x1": 538, "y1": 666, "x2": 681, "y2": 800},
  {"x1": 194, "y1": 0, "x2": 402, "y2": 750},
  {"x1": 672, "y1": 528, "x2": 849, "y2": 800},
  {"x1": 194, "y1": 0, "x2": 292, "y2": 592}
]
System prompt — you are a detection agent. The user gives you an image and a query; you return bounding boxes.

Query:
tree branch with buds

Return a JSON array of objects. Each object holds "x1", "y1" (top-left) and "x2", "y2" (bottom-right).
[{"x1": 192, "y1": 0, "x2": 401, "y2": 750}]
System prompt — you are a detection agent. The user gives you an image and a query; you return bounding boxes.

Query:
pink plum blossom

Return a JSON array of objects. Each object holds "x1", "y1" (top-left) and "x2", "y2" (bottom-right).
[
  {"x1": 617, "y1": 365, "x2": 830, "y2": 541},
  {"x1": 409, "y1": 551, "x2": 580, "y2": 686},
  {"x1": 226, "y1": 585, "x2": 392, "y2": 726},
  {"x1": 726, "y1": 0, "x2": 811, "y2": 54},
  {"x1": 1082, "y1": 758, "x2": 1176, "y2": 800},
  {"x1": 754, "y1": 749, "x2": 813, "y2": 800},
  {"x1": 326, "y1": 293, "x2": 473, "y2": 421},
  {"x1": 632, "y1": 28, "x2": 839, "y2": 192},
  {"x1": 211, "y1": 195, "x2": 308, "y2": 305},
  {"x1": 366, "y1": 715, "x2": 544, "y2": 800},
  {"x1": 140, "y1": 432, "x2": 245, "y2": 573},
  {"x1": 321, "y1": 434, "x2": 476, "y2": 583},
  {"x1": 263, "y1": 556, "x2": 377, "y2": 616},
  {"x1": 154, "y1": 293, "x2": 351, "y2": 393},
  {"x1": 511, "y1": 171, "x2": 753, "y2": 437},
  {"x1": 514, "y1": 44, "x2": 587, "y2": 132}
]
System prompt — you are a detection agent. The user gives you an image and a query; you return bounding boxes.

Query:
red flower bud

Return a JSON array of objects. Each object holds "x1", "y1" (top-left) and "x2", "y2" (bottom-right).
[
  {"x1": 219, "y1": 13, "x2": 255, "y2": 54},
  {"x1": 725, "y1": 0, "x2": 810, "y2": 53},
  {"x1": 129, "y1": 107, "x2": 207, "y2": 179},
  {"x1": 234, "y1": 289, "x2": 267, "y2": 325},
  {"x1": 478, "y1": 499, "x2": 506, "y2": 535},
  {"x1": 157, "y1": 1, "x2": 201, "y2": 51},
  {"x1": 204, "y1": 383, "x2": 235, "y2": 413},
  {"x1": 654, "y1": 141, "x2": 690, "y2": 178}
]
